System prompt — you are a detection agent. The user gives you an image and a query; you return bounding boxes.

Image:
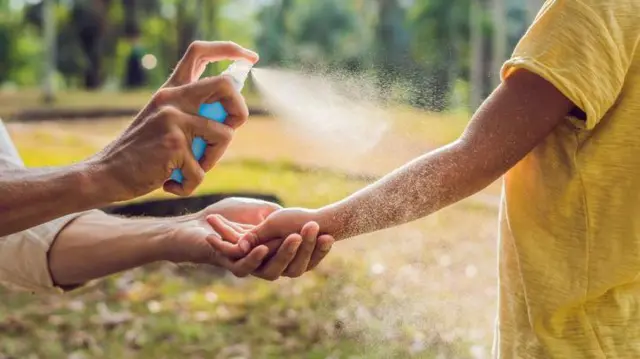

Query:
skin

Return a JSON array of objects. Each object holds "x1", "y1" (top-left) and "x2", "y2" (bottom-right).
[
  {"x1": 3, "y1": 41, "x2": 331, "y2": 283},
  {"x1": 0, "y1": 41, "x2": 259, "y2": 237},
  {"x1": 49, "y1": 197, "x2": 335, "y2": 288},
  {"x1": 210, "y1": 69, "x2": 576, "y2": 265}
]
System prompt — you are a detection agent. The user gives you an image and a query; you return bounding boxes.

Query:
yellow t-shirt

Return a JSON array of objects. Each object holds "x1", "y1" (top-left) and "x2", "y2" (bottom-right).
[{"x1": 497, "y1": 0, "x2": 640, "y2": 357}]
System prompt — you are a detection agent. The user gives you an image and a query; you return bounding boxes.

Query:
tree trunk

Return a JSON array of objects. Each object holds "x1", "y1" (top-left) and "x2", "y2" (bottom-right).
[
  {"x1": 176, "y1": 2, "x2": 187, "y2": 62},
  {"x1": 73, "y1": 0, "x2": 111, "y2": 90},
  {"x1": 491, "y1": 0, "x2": 507, "y2": 89},
  {"x1": 195, "y1": 0, "x2": 205, "y2": 40},
  {"x1": 447, "y1": 3, "x2": 460, "y2": 108},
  {"x1": 122, "y1": 0, "x2": 137, "y2": 36},
  {"x1": 176, "y1": 2, "x2": 199, "y2": 62},
  {"x1": 470, "y1": 0, "x2": 485, "y2": 110},
  {"x1": 42, "y1": 0, "x2": 56, "y2": 103}
]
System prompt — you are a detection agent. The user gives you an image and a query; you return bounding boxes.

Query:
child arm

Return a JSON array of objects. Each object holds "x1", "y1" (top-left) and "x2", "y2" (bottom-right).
[{"x1": 245, "y1": 69, "x2": 575, "y2": 244}]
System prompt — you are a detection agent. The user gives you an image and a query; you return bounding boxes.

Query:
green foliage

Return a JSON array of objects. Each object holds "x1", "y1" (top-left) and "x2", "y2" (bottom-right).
[
  {"x1": 0, "y1": 0, "x2": 531, "y2": 111},
  {"x1": 0, "y1": 10, "x2": 43, "y2": 86}
]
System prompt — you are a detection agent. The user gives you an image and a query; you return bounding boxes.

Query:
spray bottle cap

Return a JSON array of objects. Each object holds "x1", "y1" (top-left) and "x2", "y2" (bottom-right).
[{"x1": 221, "y1": 59, "x2": 254, "y2": 92}]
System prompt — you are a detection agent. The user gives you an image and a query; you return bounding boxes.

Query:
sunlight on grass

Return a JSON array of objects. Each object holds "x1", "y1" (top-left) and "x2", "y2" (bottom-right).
[
  {"x1": 12, "y1": 126, "x2": 367, "y2": 209},
  {"x1": 391, "y1": 106, "x2": 470, "y2": 146},
  {"x1": 2, "y1": 114, "x2": 493, "y2": 359}
]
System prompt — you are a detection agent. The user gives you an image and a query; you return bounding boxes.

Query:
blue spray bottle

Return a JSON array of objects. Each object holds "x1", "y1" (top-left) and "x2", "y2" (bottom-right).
[{"x1": 170, "y1": 59, "x2": 254, "y2": 183}]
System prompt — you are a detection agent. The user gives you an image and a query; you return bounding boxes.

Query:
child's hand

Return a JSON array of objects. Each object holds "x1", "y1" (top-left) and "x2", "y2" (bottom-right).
[
  {"x1": 206, "y1": 214, "x2": 334, "y2": 280},
  {"x1": 246, "y1": 207, "x2": 323, "y2": 245}
]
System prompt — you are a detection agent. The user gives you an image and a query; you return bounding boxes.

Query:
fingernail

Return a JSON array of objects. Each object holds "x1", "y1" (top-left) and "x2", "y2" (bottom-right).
[
  {"x1": 239, "y1": 239, "x2": 251, "y2": 253},
  {"x1": 288, "y1": 241, "x2": 302, "y2": 254},
  {"x1": 320, "y1": 241, "x2": 333, "y2": 251},
  {"x1": 245, "y1": 49, "x2": 259, "y2": 61}
]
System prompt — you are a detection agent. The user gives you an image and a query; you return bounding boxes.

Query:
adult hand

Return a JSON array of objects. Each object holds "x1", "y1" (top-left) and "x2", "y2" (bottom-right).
[
  {"x1": 91, "y1": 41, "x2": 259, "y2": 202},
  {"x1": 200, "y1": 197, "x2": 282, "y2": 225},
  {"x1": 161, "y1": 212, "x2": 270, "y2": 276},
  {"x1": 159, "y1": 198, "x2": 333, "y2": 279}
]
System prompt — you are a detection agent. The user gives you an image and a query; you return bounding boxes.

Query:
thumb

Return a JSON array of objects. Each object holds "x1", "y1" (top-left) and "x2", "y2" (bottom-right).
[
  {"x1": 172, "y1": 76, "x2": 244, "y2": 114},
  {"x1": 166, "y1": 41, "x2": 259, "y2": 87},
  {"x1": 239, "y1": 220, "x2": 277, "y2": 250}
]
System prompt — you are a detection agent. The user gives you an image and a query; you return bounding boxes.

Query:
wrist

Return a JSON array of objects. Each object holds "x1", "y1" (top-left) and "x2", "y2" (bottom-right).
[
  {"x1": 145, "y1": 219, "x2": 181, "y2": 263},
  {"x1": 317, "y1": 204, "x2": 351, "y2": 241},
  {"x1": 108, "y1": 215, "x2": 171, "y2": 264},
  {"x1": 77, "y1": 157, "x2": 121, "y2": 205}
]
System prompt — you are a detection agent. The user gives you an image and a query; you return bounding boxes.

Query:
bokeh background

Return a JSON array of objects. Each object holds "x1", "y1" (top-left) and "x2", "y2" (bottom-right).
[{"x1": 0, "y1": 0, "x2": 542, "y2": 358}]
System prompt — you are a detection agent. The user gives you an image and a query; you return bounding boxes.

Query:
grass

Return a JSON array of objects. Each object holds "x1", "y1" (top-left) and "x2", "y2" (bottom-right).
[
  {"x1": 0, "y1": 156, "x2": 478, "y2": 358},
  {"x1": 0, "y1": 95, "x2": 499, "y2": 358},
  {"x1": 9, "y1": 123, "x2": 368, "y2": 209}
]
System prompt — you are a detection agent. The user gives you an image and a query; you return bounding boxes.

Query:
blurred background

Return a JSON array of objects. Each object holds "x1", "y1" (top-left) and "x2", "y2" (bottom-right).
[{"x1": 0, "y1": 0, "x2": 542, "y2": 358}]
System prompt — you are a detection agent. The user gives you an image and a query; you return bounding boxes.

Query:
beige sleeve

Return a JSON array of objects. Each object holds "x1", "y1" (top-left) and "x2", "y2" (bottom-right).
[{"x1": 0, "y1": 120, "x2": 99, "y2": 294}]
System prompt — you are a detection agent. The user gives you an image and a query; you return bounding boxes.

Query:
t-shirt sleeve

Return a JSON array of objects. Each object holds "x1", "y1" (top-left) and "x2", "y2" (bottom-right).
[{"x1": 501, "y1": 0, "x2": 633, "y2": 130}]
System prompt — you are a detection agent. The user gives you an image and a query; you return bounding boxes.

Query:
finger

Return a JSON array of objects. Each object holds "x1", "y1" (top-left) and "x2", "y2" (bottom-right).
[
  {"x1": 217, "y1": 216, "x2": 252, "y2": 234},
  {"x1": 177, "y1": 144, "x2": 205, "y2": 195},
  {"x1": 200, "y1": 136, "x2": 231, "y2": 173},
  {"x1": 206, "y1": 218, "x2": 250, "y2": 259},
  {"x1": 263, "y1": 238, "x2": 284, "y2": 256},
  {"x1": 160, "y1": 126, "x2": 203, "y2": 196},
  {"x1": 219, "y1": 245, "x2": 269, "y2": 278},
  {"x1": 153, "y1": 107, "x2": 225, "y2": 189},
  {"x1": 283, "y1": 222, "x2": 319, "y2": 278},
  {"x1": 168, "y1": 41, "x2": 259, "y2": 86},
  {"x1": 207, "y1": 215, "x2": 243, "y2": 241},
  {"x1": 206, "y1": 235, "x2": 247, "y2": 259},
  {"x1": 238, "y1": 222, "x2": 278, "y2": 250},
  {"x1": 253, "y1": 234, "x2": 302, "y2": 281},
  {"x1": 249, "y1": 238, "x2": 284, "y2": 261},
  {"x1": 235, "y1": 223, "x2": 255, "y2": 231},
  {"x1": 308, "y1": 235, "x2": 335, "y2": 270},
  {"x1": 175, "y1": 76, "x2": 250, "y2": 129},
  {"x1": 181, "y1": 112, "x2": 235, "y2": 172}
]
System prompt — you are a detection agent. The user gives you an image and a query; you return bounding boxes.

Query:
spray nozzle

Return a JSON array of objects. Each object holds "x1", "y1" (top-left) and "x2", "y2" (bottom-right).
[{"x1": 221, "y1": 59, "x2": 254, "y2": 92}]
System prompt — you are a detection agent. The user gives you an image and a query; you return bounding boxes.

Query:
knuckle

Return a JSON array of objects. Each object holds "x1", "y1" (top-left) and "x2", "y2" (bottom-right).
[
  {"x1": 233, "y1": 269, "x2": 248, "y2": 278},
  {"x1": 152, "y1": 88, "x2": 173, "y2": 105},
  {"x1": 218, "y1": 41, "x2": 239, "y2": 53},
  {"x1": 186, "y1": 41, "x2": 204, "y2": 56},
  {"x1": 162, "y1": 129, "x2": 186, "y2": 150},
  {"x1": 219, "y1": 126, "x2": 234, "y2": 142},
  {"x1": 234, "y1": 106, "x2": 250, "y2": 124},
  {"x1": 188, "y1": 172, "x2": 204, "y2": 189},
  {"x1": 217, "y1": 75, "x2": 235, "y2": 91},
  {"x1": 157, "y1": 105, "x2": 181, "y2": 122},
  {"x1": 209, "y1": 123, "x2": 233, "y2": 143}
]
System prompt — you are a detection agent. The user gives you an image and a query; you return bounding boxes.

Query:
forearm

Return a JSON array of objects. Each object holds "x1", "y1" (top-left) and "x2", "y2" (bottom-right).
[
  {"x1": 317, "y1": 70, "x2": 574, "y2": 241},
  {"x1": 48, "y1": 211, "x2": 169, "y2": 287},
  {"x1": 319, "y1": 140, "x2": 501, "y2": 240},
  {"x1": 0, "y1": 161, "x2": 111, "y2": 236}
]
